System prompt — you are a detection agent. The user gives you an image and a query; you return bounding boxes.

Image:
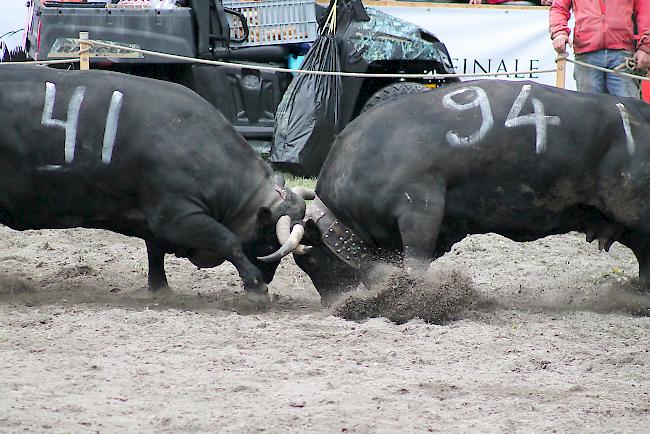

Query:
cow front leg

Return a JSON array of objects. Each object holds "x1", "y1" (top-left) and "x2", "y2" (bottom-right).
[
  {"x1": 149, "y1": 211, "x2": 269, "y2": 298},
  {"x1": 620, "y1": 231, "x2": 650, "y2": 293},
  {"x1": 144, "y1": 239, "x2": 169, "y2": 290},
  {"x1": 395, "y1": 180, "x2": 447, "y2": 275}
]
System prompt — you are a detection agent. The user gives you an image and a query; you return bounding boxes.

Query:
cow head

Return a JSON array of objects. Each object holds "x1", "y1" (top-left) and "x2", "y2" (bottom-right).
[
  {"x1": 250, "y1": 180, "x2": 310, "y2": 284},
  {"x1": 186, "y1": 180, "x2": 308, "y2": 288},
  {"x1": 293, "y1": 221, "x2": 364, "y2": 303},
  {"x1": 278, "y1": 187, "x2": 365, "y2": 303}
]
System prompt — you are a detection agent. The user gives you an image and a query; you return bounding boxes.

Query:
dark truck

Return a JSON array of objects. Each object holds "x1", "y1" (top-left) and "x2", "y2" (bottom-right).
[{"x1": 25, "y1": 0, "x2": 457, "y2": 160}]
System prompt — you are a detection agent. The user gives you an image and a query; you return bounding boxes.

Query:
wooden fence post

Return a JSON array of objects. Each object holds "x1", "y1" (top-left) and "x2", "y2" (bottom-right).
[
  {"x1": 555, "y1": 55, "x2": 566, "y2": 89},
  {"x1": 79, "y1": 31, "x2": 90, "y2": 71}
]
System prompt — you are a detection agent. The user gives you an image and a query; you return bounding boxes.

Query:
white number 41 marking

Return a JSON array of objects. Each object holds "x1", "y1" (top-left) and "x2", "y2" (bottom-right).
[{"x1": 41, "y1": 81, "x2": 123, "y2": 166}]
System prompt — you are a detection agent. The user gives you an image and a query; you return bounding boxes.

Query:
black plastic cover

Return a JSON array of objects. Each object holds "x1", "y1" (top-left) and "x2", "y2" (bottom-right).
[{"x1": 269, "y1": 35, "x2": 341, "y2": 177}]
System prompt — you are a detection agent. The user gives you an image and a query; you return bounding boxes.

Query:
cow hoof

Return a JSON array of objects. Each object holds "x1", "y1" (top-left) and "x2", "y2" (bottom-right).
[
  {"x1": 319, "y1": 294, "x2": 333, "y2": 306},
  {"x1": 147, "y1": 283, "x2": 171, "y2": 292},
  {"x1": 131, "y1": 285, "x2": 172, "y2": 300},
  {"x1": 319, "y1": 293, "x2": 338, "y2": 307},
  {"x1": 319, "y1": 290, "x2": 348, "y2": 307},
  {"x1": 242, "y1": 291, "x2": 272, "y2": 312},
  {"x1": 630, "y1": 279, "x2": 650, "y2": 295},
  {"x1": 404, "y1": 259, "x2": 430, "y2": 278}
]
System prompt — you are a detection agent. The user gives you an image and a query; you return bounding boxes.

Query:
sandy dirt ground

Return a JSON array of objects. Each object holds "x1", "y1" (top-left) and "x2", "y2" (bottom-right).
[{"x1": 1, "y1": 224, "x2": 649, "y2": 433}]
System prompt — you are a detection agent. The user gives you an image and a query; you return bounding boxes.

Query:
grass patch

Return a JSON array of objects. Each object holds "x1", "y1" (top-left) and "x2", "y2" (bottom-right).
[{"x1": 283, "y1": 174, "x2": 317, "y2": 190}]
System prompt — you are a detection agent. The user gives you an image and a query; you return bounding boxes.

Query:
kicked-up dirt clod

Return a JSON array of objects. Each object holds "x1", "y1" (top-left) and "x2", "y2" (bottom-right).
[{"x1": 333, "y1": 266, "x2": 479, "y2": 324}]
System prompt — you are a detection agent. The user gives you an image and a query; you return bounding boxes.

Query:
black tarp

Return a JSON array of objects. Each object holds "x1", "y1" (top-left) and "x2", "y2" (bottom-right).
[{"x1": 269, "y1": 34, "x2": 341, "y2": 177}]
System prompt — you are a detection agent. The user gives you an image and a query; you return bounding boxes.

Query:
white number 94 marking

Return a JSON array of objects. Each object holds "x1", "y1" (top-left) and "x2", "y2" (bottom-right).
[{"x1": 442, "y1": 84, "x2": 561, "y2": 154}]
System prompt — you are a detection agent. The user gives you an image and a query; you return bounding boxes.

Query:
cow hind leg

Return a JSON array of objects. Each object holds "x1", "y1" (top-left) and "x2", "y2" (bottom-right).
[
  {"x1": 632, "y1": 248, "x2": 650, "y2": 293},
  {"x1": 620, "y1": 231, "x2": 650, "y2": 293},
  {"x1": 630, "y1": 247, "x2": 650, "y2": 294},
  {"x1": 145, "y1": 239, "x2": 169, "y2": 290},
  {"x1": 394, "y1": 179, "x2": 447, "y2": 275}
]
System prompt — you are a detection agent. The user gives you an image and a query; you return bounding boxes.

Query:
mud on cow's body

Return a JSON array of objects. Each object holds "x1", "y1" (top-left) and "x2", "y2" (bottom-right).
[
  {"x1": 295, "y1": 79, "x2": 650, "y2": 301},
  {"x1": 0, "y1": 65, "x2": 307, "y2": 299}
]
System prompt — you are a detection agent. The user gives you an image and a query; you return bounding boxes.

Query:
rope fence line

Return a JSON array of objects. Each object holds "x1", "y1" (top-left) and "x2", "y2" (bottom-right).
[
  {"x1": 2, "y1": 36, "x2": 649, "y2": 86},
  {"x1": 0, "y1": 29, "x2": 23, "y2": 41},
  {"x1": 559, "y1": 54, "x2": 650, "y2": 83},
  {"x1": 0, "y1": 38, "x2": 554, "y2": 79},
  {"x1": 83, "y1": 40, "x2": 557, "y2": 80}
]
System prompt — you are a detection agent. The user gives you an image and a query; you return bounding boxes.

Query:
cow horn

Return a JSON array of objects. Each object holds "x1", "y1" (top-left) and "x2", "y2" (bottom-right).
[
  {"x1": 291, "y1": 186, "x2": 316, "y2": 200},
  {"x1": 274, "y1": 214, "x2": 312, "y2": 255},
  {"x1": 293, "y1": 242, "x2": 312, "y2": 255},
  {"x1": 258, "y1": 216, "x2": 307, "y2": 262}
]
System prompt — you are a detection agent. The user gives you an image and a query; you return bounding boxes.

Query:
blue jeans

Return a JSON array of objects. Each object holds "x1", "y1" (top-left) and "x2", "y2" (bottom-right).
[{"x1": 574, "y1": 49, "x2": 640, "y2": 98}]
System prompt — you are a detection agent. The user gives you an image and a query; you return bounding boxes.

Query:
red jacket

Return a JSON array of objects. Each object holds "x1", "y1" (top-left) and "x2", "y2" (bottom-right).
[{"x1": 549, "y1": 0, "x2": 650, "y2": 54}]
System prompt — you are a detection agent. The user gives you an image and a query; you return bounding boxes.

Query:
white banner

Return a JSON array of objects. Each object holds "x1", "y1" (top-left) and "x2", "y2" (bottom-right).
[{"x1": 375, "y1": 4, "x2": 576, "y2": 90}]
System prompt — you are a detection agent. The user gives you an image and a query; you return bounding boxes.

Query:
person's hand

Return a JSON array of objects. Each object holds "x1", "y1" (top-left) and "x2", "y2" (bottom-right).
[
  {"x1": 552, "y1": 33, "x2": 570, "y2": 54},
  {"x1": 469, "y1": 0, "x2": 483, "y2": 4},
  {"x1": 540, "y1": 0, "x2": 553, "y2": 5},
  {"x1": 633, "y1": 49, "x2": 650, "y2": 71}
]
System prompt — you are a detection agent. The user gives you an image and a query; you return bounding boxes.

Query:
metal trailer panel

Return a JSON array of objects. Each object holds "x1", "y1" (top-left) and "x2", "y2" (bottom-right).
[{"x1": 30, "y1": 7, "x2": 196, "y2": 63}]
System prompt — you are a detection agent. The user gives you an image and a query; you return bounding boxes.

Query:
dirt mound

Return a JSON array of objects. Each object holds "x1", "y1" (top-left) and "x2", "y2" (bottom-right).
[
  {"x1": 486, "y1": 274, "x2": 650, "y2": 316},
  {"x1": 531, "y1": 280, "x2": 650, "y2": 316},
  {"x1": 332, "y1": 265, "x2": 479, "y2": 324}
]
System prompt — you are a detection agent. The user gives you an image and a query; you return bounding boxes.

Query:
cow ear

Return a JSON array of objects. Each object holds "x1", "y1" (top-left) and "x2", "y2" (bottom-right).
[{"x1": 256, "y1": 207, "x2": 273, "y2": 227}]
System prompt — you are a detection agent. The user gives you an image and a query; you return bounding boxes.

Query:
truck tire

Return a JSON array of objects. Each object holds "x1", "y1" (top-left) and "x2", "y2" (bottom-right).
[{"x1": 361, "y1": 82, "x2": 431, "y2": 113}]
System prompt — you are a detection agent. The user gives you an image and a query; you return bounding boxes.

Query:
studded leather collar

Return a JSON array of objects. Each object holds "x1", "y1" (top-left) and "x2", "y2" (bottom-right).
[{"x1": 310, "y1": 195, "x2": 370, "y2": 269}]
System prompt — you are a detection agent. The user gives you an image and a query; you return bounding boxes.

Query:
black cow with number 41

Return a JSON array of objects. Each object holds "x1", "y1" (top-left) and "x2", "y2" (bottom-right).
[
  {"x1": 0, "y1": 65, "x2": 311, "y2": 305},
  {"x1": 292, "y1": 80, "x2": 650, "y2": 302}
]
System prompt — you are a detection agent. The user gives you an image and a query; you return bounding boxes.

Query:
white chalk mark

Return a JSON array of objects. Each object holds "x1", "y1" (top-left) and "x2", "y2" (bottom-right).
[
  {"x1": 531, "y1": 98, "x2": 559, "y2": 154},
  {"x1": 41, "y1": 82, "x2": 85, "y2": 164},
  {"x1": 41, "y1": 83, "x2": 65, "y2": 129},
  {"x1": 102, "y1": 91, "x2": 123, "y2": 163},
  {"x1": 442, "y1": 86, "x2": 494, "y2": 147},
  {"x1": 504, "y1": 84, "x2": 560, "y2": 154},
  {"x1": 37, "y1": 164, "x2": 63, "y2": 171},
  {"x1": 505, "y1": 84, "x2": 532, "y2": 127},
  {"x1": 616, "y1": 103, "x2": 635, "y2": 156}
]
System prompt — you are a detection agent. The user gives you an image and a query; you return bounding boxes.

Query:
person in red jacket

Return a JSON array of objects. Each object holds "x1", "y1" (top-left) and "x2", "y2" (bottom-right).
[{"x1": 549, "y1": 0, "x2": 650, "y2": 98}]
